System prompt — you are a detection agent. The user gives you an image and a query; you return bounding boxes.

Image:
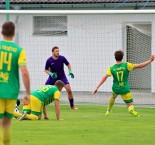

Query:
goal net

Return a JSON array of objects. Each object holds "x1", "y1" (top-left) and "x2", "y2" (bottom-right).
[{"x1": 0, "y1": 10, "x2": 155, "y2": 107}]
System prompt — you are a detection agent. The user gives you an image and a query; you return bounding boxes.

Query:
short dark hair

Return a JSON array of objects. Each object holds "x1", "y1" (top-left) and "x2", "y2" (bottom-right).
[
  {"x1": 54, "y1": 80, "x2": 65, "y2": 89},
  {"x1": 2, "y1": 21, "x2": 15, "y2": 37},
  {"x1": 52, "y1": 46, "x2": 59, "y2": 52},
  {"x1": 114, "y1": 50, "x2": 124, "y2": 61}
]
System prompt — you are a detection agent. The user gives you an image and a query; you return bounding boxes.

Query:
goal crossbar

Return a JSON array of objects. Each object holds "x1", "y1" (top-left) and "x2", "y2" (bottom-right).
[{"x1": 0, "y1": 10, "x2": 155, "y2": 15}]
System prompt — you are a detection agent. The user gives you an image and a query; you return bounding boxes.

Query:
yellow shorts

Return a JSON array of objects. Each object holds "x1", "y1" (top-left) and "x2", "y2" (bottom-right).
[
  {"x1": 23, "y1": 95, "x2": 43, "y2": 115},
  {"x1": 0, "y1": 99, "x2": 16, "y2": 119},
  {"x1": 113, "y1": 92, "x2": 133, "y2": 103}
]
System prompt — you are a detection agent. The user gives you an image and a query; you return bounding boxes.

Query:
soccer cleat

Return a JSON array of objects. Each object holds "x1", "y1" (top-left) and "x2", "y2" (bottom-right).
[
  {"x1": 18, "y1": 112, "x2": 27, "y2": 121},
  {"x1": 105, "y1": 110, "x2": 110, "y2": 116},
  {"x1": 129, "y1": 110, "x2": 140, "y2": 117},
  {"x1": 70, "y1": 106, "x2": 78, "y2": 110}
]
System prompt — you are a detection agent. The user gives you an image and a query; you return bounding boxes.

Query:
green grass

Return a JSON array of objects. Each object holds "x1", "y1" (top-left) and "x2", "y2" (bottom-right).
[{"x1": 12, "y1": 105, "x2": 155, "y2": 145}]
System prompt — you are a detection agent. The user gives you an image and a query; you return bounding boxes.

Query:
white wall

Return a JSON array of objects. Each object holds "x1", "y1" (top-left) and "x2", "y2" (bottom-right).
[{"x1": 0, "y1": 13, "x2": 155, "y2": 92}]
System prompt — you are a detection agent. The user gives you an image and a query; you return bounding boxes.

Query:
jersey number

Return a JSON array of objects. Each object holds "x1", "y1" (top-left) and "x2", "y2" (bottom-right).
[
  {"x1": 116, "y1": 71, "x2": 124, "y2": 82},
  {"x1": 0, "y1": 52, "x2": 12, "y2": 71},
  {"x1": 38, "y1": 86, "x2": 52, "y2": 93}
]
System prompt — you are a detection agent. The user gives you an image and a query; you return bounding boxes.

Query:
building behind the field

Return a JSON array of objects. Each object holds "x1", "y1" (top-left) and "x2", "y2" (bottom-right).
[{"x1": 0, "y1": 13, "x2": 155, "y2": 93}]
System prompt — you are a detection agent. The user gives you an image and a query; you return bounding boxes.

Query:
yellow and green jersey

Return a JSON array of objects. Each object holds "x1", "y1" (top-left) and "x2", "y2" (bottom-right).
[
  {"x1": 106, "y1": 62, "x2": 135, "y2": 95},
  {"x1": 31, "y1": 85, "x2": 60, "y2": 106},
  {"x1": 0, "y1": 40, "x2": 26, "y2": 100}
]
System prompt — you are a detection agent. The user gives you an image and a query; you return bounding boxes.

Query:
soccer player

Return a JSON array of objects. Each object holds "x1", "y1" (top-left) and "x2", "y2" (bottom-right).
[
  {"x1": 92, "y1": 50, "x2": 155, "y2": 117},
  {"x1": 14, "y1": 80, "x2": 64, "y2": 121},
  {"x1": 44, "y1": 46, "x2": 78, "y2": 114},
  {"x1": 0, "y1": 21, "x2": 30, "y2": 145}
]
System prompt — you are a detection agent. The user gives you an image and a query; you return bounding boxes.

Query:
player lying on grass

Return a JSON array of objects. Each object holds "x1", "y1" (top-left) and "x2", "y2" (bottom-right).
[
  {"x1": 14, "y1": 80, "x2": 65, "y2": 121},
  {"x1": 44, "y1": 46, "x2": 78, "y2": 119},
  {"x1": 92, "y1": 50, "x2": 155, "y2": 117}
]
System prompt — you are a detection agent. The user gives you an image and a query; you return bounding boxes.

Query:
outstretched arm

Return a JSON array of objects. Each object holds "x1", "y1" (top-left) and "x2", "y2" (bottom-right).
[
  {"x1": 134, "y1": 55, "x2": 155, "y2": 69},
  {"x1": 92, "y1": 75, "x2": 109, "y2": 94}
]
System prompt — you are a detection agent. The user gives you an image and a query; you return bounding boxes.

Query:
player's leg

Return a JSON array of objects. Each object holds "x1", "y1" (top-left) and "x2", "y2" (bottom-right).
[
  {"x1": 121, "y1": 92, "x2": 140, "y2": 117},
  {"x1": 65, "y1": 84, "x2": 78, "y2": 110},
  {"x1": 0, "y1": 99, "x2": 16, "y2": 145},
  {"x1": 0, "y1": 99, "x2": 5, "y2": 145},
  {"x1": 19, "y1": 96, "x2": 42, "y2": 121},
  {"x1": 61, "y1": 76, "x2": 78, "y2": 110},
  {"x1": 105, "y1": 93, "x2": 117, "y2": 116}
]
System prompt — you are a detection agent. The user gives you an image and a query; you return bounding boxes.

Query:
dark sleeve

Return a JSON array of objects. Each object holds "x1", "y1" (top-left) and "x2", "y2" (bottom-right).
[
  {"x1": 45, "y1": 59, "x2": 50, "y2": 70},
  {"x1": 63, "y1": 56, "x2": 69, "y2": 66}
]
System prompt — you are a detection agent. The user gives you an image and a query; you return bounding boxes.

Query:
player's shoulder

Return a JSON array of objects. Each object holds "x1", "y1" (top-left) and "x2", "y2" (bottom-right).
[
  {"x1": 46, "y1": 56, "x2": 53, "y2": 61},
  {"x1": 59, "y1": 55, "x2": 66, "y2": 59},
  {"x1": 108, "y1": 64, "x2": 115, "y2": 69},
  {"x1": 124, "y1": 62, "x2": 134, "y2": 65},
  {"x1": 0, "y1": 40, "x2": 23, "y2": 51}
]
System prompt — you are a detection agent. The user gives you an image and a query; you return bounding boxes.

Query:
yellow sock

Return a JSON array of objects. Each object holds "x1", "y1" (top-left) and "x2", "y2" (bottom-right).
[
  {"x1": 0, "y1": 127, "x2": 3, "y2": 145},
  {"x1": 3, "y1": 128, "x2": 11, "y2": 145},
  {"x1": 13, "y1": 112, "x2": 22, "y2": 118},
  {"x1": 26, "y1": 114, "x2": 38, "y2": 120},
  {"x1": 128, "y1": 105, "x2": 134, "y2": 112},
  {"x1": 107, "y1": 96, "x2": 115, "y2": 112}
]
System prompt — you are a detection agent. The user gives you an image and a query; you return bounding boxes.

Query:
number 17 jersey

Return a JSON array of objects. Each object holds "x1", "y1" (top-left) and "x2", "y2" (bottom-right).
[
  {"x1": 0, "y1": 40, "x2": 26, "y2": 100},
  {"x1": 106, "y1": 62, "x2": 135, "y2": 95}
]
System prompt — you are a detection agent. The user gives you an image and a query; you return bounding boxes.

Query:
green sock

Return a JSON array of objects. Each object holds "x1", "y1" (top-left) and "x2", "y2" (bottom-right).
[
  {"x1": 0, "y1": 127, "x2": 3, "y2": 145},
  {"x1": 3, "y1": 127, "x2": 11, "y2": 145},
  {"x1": 26, "y1": 114, "x2": 38, "y2": 120},
  {"x1": 107, "y1": 96, "x2": 115, "y2": 112},
  {"x1": 128, "y1": 105, "x2": 134, "y2": 112}
]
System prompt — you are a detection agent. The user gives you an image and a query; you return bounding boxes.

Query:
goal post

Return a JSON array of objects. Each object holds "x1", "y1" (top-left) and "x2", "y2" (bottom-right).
[{"x1": 0, "y1": 10, "x2": 155, "y2": 107}]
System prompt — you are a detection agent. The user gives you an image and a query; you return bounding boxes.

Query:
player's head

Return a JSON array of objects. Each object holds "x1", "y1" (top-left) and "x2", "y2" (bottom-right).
[
  {"x1": 54, "y1": 80, "x2": 65, "y2": 91},
  {"x1": 52, "y1": 46, "x2": 59, "y2": 58},
  {"x1": 114, "y1": 50, "x2": 124, "y2": 61},
  {"x1": 1, "y1": 21, "x2": 15, "y2": 38}
]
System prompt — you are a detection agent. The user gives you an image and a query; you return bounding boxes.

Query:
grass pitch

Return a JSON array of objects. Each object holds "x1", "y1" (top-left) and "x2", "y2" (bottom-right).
[{"x1": 12, "y1": 105, "x2": 155, "y2": 145}]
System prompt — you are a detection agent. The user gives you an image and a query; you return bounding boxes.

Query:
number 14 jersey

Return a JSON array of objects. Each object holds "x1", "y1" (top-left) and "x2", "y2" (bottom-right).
[{"x1": 0, "y1": 40, "x2": 26, "y2": 99}]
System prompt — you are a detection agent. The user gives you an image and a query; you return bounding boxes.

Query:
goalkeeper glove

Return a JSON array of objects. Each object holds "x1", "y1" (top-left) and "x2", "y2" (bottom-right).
[
  {"x1": 50, "y1": 72, "x2": 58, "y2": 79},
  {"x1": 69, "y1": 70, "x2": 74, "y2": 79}
]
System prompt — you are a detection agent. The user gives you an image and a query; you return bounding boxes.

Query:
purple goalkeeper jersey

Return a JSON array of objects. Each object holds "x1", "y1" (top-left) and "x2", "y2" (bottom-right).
[{"x1": 45, "y1": 55, "x2": 69, "y2": 77}]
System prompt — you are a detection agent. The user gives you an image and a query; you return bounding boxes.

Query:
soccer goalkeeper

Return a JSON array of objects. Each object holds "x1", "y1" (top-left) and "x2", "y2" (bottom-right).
[
  {"x1": 93, "y1": 50, "x2": 155, "y2": 117},
  {"x1": 44, "y1": 46, "x2": 78, "y2": 117},
  {"x1": 14, "y1": 80, "x2": 64, "y2": 121}
]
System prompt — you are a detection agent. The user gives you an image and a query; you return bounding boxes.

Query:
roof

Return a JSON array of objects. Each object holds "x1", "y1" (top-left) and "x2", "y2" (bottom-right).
[{"x1": 1, "y1": 0, "x2": 155, "y2": 4}]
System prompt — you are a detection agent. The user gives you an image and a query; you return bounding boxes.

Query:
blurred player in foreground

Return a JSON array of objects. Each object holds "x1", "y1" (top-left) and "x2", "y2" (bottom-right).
[
  {"x1": 93, "y1": 50, "x2": 155, "y2": 117},
  {"x1": 44, "y1": 46, "x2": 78, "y2": 119},
  {"x1": 14, "y1": 80, "x2": 65, "y2": 121},
  {"x1": 0, "y1": 21, "x2": 30, "y2": 145}
]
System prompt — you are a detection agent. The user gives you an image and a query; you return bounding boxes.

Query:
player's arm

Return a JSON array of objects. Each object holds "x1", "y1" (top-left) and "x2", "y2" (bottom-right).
[
  {"x1": 53, "y1": 91, "x2": 61, "y2": 120},
  {"x1": 43, "y1": 106, "x2": 49, "y2": 120},
  {"x1": 92, "y1": 75, "x2": 109, "y2": 94},
  {"x1": 44, "y1": 59, "x2": 51, "y2": 75},
  {"x1": 55, "y1": 100, "x2": 60, "y2": 120},
  {"x1": 44, "y1": 60, "x2": 57, "y2": 79},
  {"x1": 134, "y1": 55, "x2": 155, "y2": 69},
  {"x1": 68, "y1": 64, "x2": 74, "y2": 78},
  {"x1": 44, "y1": 69, "x2": 50, "y2": 75},
  {"x1": 64, "y1": 57, "x2": 74, "y2": 79},
  {"x1": 18, "y1": 49, "x2": 30, "y2": 105}
]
